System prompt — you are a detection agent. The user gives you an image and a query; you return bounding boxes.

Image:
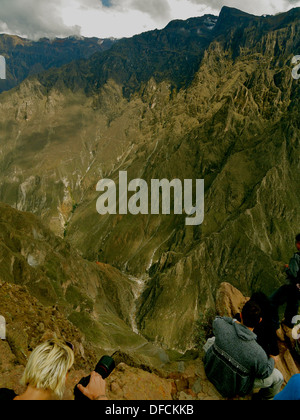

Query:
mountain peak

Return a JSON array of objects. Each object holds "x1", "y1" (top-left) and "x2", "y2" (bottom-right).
[
  {"x1": 213, "y1": 6, "x2": 260, "y2": 35},
  {"x1": 219, "y1": 6, "x2": 258, "y2": 18}
]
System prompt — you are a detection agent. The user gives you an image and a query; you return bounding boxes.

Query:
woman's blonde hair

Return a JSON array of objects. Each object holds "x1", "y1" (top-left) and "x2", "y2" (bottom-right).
[{"x1": 21, "y1": 339, "x2": 74, "y2": 399}]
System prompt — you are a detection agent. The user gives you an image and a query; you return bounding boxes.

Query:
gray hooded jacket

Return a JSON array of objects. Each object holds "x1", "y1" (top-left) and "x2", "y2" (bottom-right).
[{"x1": 204, "y1": 317, "x2": 275, "y2": 398}]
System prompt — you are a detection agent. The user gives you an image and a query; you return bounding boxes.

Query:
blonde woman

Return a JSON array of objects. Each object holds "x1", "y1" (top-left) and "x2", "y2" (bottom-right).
[
  {"x1": 0, "y1": 339, "x2": 108, "y2": 401},
  {"x1": 14, "y1": 339, "x2": 75, "y2": 400}
]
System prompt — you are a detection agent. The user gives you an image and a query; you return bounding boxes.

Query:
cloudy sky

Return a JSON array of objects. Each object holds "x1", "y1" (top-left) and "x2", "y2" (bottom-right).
[{"x1": 0, "y1": 0, "x2": 299, "y2": 40}]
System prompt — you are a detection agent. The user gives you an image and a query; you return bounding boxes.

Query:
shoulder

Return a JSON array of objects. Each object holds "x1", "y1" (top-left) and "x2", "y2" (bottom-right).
[
  {"x1": 213, "y1": 317, "x2": 235, "y2": 333},
  {"x1": 291, "y1": 253, "x2": 300, "y2": 268},
  {"x1": 214, "y1": 316, "x2": 233, "y2": 323},
  {"x1": 213, "y1": 316, "x2": 233, "y2": 327},
  {"x1": 288, "y1": 253, "x2": 300, "y2": 267}
]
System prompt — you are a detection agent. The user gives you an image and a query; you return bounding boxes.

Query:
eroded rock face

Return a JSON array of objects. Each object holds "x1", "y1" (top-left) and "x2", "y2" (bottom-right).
[
  {"x1": 0, "y1": 203, "x2": 149, "y2": 354},
  {"x1": 0, "y1": 7, "x2": 299, "y2": 354}
]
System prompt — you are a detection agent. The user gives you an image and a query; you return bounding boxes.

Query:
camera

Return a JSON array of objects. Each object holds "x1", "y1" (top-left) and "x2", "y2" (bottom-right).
[{"x1": 74, "y1": 355, "x2": 115, "y2": 401}]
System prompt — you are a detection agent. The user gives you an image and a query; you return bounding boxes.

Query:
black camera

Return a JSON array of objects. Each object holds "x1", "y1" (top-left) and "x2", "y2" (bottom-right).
[{"x1": 74, "y1": 355, "x2": 115, "y2": 401}]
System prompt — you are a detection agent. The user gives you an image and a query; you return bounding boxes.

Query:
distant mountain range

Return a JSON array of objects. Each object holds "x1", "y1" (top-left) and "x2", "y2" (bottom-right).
[
  {"x1": 34, "y1": 6, "x2": 300, "y2": 97},
  {"x1": 0, "y1": 34, "x2": 115, "y2": 93}
]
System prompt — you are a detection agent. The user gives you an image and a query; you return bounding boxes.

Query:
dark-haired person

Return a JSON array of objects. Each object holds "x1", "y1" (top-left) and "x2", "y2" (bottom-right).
[
  {"x1": 235, "y1": 292, "x2": 280, "y2": 358},
  {"x1": 269, "y1": 234, "x2": 300, "y2": 332},
  {"x1": 204, "y1": 301, "x2": 283, "y2": 400}
]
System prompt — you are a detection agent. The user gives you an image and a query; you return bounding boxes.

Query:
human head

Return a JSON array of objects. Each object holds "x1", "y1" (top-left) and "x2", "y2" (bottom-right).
[
  {"x1": 296, "y1": 234, "x2": 300, "y2": 251},
  {"x1": 250, "y1": 292, "x2": 270, "y2": 316},
  {"x1": 241, "y1": 301, "x2": 262, "y2": 329},
  {"x1": 21, "y1": 339, "x2": 74, "y2": 399}
]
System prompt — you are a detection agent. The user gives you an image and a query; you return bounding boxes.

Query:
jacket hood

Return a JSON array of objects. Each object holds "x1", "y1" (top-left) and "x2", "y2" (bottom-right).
[{"x1": 223, "y1": 317, "x2": 257, "y2": 342}]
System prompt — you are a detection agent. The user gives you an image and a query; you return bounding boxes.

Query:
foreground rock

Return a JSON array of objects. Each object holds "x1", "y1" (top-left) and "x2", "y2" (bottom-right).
[
  {"x1": 2, "y1": 280, "x2": 298, "y2": 400},
  {"x1": 0, "y1": 280, "x2": 222, "y2": 400}
]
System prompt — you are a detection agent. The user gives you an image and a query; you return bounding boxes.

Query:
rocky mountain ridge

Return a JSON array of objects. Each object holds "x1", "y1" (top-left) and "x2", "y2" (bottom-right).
[
  {"x1": 0, "y1": 34, "x2": 115, "y2": 93},
  {"x1": 0, "y1": 6, "x2": 299, "y2": 353},
  {"x1": 0, "y1": 202, "x2": 170, "y2": 367}
]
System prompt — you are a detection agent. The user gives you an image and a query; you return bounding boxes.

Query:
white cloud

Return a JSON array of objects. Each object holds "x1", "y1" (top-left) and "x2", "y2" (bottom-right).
[
  {"x1": 0, "y1": 0, "x2": 81, "y2": 40},
  {"x1": 61, "y1": 0, "x2": 300, "y2": 39},
  {"x1": 0, "y1": 0, "x2": 299, "y2": 40},
  {"x1": 61, "y1": 0, "x2": 216, "y2": 39},
  {"x1": 61, "y1": 0, "x2": 158, "y2": 39}
]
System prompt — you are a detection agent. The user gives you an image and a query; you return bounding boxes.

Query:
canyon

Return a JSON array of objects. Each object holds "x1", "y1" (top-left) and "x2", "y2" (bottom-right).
[{"x1": 0, "y1": 6, "x2": 299, "y2": 381}]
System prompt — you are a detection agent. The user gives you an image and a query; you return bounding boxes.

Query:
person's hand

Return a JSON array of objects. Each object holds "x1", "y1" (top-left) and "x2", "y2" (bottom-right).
[
  {"x1": 77, "y1": 371, "x2": 108, "y2": 400},
  {"x1": 296, "y1": 284, "x2": 300, "y2": 291}
]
